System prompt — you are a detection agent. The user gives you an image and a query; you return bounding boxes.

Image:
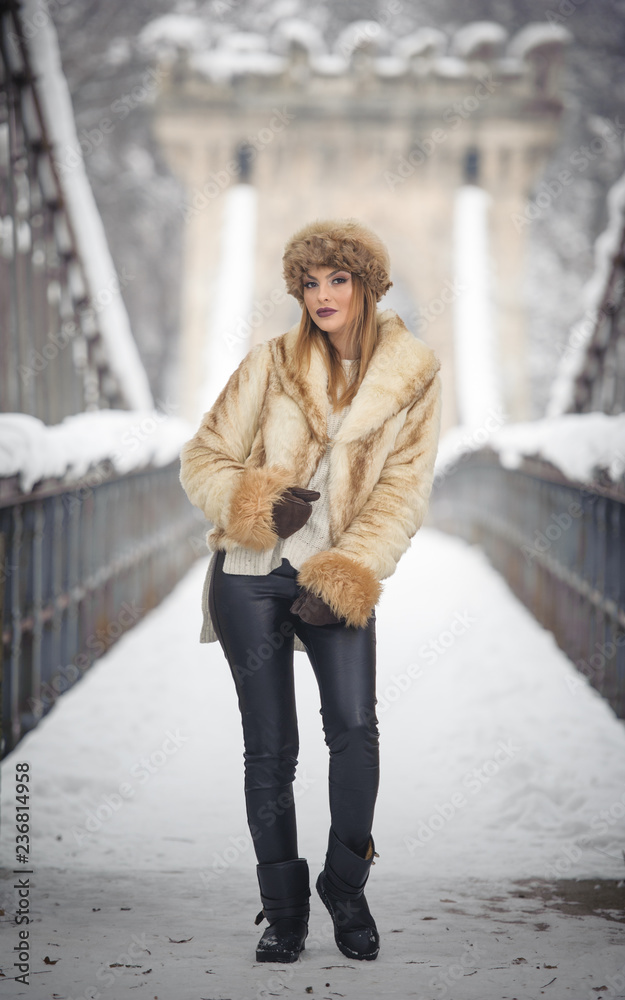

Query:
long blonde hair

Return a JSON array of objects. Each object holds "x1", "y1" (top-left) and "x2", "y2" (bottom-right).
[{"x1": 293, "y1": 274, "x2": 379, "y2": 411}]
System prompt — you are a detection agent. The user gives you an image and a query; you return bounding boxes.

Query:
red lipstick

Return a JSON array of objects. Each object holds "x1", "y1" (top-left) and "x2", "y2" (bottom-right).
[{"x1": 317, "y1": 308, "x2": 337, "y2": 317}]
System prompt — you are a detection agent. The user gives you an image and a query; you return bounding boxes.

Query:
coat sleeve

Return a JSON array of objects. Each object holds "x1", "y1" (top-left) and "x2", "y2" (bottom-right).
[
  {"x1": 296, "y1": 372, "x2": 442, "y2": 627},
  {"x1": 179, "y1": 341, "x2": 295, "y2": 551}
]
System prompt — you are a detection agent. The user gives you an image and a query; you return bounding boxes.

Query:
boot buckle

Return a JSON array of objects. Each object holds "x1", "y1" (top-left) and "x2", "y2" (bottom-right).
[{"x1": 254, "y1": 909, "x2": 266, "y2": 926}]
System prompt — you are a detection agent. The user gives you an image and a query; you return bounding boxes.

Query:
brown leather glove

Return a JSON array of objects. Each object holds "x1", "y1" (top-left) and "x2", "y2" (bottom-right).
[
  {"x1": 290, "y1": 588, "x2": 343, "y2": 625},
  {"x1": 271, "y1": 486, "x2": 321, "y2": 540}
]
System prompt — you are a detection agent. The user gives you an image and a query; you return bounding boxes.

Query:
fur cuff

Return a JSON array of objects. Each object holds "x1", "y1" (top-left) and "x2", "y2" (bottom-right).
[
  {"x1": 296, "y1": 550, "x2": 382, "y2": 628},
  {"x1": 226, "y1": 465, "x2": 294, "y2": 551}
]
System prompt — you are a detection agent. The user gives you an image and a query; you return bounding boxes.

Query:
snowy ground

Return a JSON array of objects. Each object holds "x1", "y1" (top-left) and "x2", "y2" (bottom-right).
[{"x1": 1, "y1": 527, "x2": 624, "y2": 999}]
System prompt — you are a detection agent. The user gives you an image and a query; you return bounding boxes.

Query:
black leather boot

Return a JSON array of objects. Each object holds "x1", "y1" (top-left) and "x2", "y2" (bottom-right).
[
  {"x1": 254, "y1": 858, "x2": 310, "y2": 963},
  {"x1": 316, "y1": 828, "x2": 380, "y2": 961}
]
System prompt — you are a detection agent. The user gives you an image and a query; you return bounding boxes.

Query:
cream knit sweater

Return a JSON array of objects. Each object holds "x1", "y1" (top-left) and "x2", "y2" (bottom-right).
[{"x1": 222, "y1": 357, "x2": 357, "y2": 576}]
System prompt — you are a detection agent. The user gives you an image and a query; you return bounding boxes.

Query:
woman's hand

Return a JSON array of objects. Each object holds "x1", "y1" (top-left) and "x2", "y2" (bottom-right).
[
  {"x1": 271, "y1": 486, "x2": 321, "y2": 540},
  {"x1": 290, "y1": 588, "x2": 342, "y2": 625}
]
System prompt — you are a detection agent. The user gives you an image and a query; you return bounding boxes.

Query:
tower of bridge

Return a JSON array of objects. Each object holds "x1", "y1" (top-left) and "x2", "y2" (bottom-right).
[{"x1": 148, "y1": 18, "x2": 571, "y2": 431}]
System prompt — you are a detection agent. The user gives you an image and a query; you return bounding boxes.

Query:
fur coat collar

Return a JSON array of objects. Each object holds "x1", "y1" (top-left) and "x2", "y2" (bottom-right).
[{"x1": 271, "y1": 308, "x2": 440, "y2": 446}]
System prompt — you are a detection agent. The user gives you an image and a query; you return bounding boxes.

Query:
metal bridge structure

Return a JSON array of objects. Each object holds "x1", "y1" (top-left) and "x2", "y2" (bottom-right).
[
  {"x1": 0, "y1": 0, "x2": 202, "y2": 756},
  {"x1": 429, "y1": 201, "x2": 625, "y2": 718},
  {"x1": 0, "y1": 1, "x2": 623, "y2": 762}
]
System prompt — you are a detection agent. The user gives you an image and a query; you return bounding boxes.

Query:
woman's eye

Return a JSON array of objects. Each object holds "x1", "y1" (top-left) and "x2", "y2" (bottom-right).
[
  {"x1": 303, "y1": 281, "x2": 317, "y2": 288},
  {"x1": 333, "y1": 277, "x2": 347, "y2": 284}
]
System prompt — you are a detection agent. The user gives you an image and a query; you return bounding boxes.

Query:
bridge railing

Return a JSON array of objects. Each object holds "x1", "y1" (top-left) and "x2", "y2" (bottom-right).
[
  {"x1": 0, "y1": 461, "x2": 206, "y2": 757},
  {"x1": 0, "y1": 1, "x2": 211, "y2": 758},
  {"x1": 428, "y1": 449, "x2": 625, "y2": 719}
]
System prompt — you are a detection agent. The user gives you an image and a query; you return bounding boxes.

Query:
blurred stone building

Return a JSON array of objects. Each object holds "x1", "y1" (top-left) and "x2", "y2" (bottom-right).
[{"x1": 147, "y1": 18, "x2": 571, "y2": 432}]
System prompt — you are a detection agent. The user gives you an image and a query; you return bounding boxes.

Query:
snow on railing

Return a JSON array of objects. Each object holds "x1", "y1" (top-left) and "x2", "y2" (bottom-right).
[
  {"x1": 0, "y1": 409, "x2": 194, "y2": 495},
  {"x1": 435, "y1": 411, "x2": 625, "y2": 488}
]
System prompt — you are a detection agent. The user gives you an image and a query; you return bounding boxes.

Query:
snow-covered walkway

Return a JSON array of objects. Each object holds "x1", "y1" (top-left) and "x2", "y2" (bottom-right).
[{"x1": 1, "y1": 527, "x2": 624, "y2": 999}]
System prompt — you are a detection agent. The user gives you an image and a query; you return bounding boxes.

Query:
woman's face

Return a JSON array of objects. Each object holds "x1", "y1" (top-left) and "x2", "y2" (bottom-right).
[{"x1": 302, "y1": 265, "x2": 353, "y2": 338}]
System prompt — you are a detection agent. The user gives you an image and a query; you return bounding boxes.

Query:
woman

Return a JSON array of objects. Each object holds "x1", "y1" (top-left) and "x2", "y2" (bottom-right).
[{"x1": 179, "y1": 218, "x2": 442, "y2": 965}]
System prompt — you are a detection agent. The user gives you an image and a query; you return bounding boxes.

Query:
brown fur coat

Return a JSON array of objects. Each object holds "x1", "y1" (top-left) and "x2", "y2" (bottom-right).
[{"x1": 180, "y1": 308, "x2": 442, "y2": 645}]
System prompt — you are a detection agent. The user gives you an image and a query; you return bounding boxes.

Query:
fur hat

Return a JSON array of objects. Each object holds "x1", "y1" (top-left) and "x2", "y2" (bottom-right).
[{"x1": 282, "y1": 218, "x2": 393, "y2": 305}]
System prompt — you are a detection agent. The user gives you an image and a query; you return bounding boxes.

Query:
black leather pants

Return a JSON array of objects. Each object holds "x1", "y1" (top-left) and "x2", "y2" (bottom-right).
[{"x1": 208, "y1": 549, "x2": 379, "y2": 864}]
